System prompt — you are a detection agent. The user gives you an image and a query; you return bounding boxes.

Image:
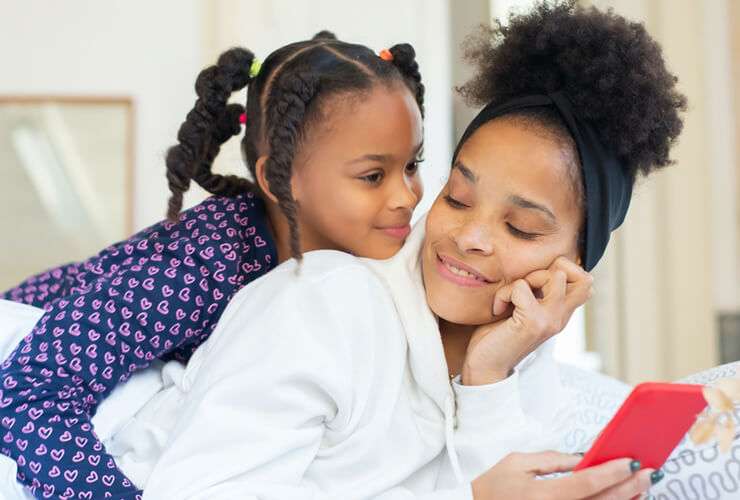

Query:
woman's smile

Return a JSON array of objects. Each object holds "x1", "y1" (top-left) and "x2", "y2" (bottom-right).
[{"x1": 435, "y1": 253, "x2": 493, "y2": 287}]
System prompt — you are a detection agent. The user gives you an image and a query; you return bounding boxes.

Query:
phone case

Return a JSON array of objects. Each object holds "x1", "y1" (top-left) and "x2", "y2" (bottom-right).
[{"x1": 574, "y1": 382, "x2": 707, "y2": 471}]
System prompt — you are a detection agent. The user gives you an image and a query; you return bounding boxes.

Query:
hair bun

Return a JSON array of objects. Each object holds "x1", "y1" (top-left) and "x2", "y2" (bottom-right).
[
  {"x1": 388, "y1": 43, "x2": 424, "y2": 117},
  {"x1": 312, "y1": 30, "x2": 337, "y2": 40},
  {"x1": 459, "y1": 1, "x2": 686, "y2": 177},
  {"x1": 217, "y1": 47, "x2": 255, "y2": 89}
]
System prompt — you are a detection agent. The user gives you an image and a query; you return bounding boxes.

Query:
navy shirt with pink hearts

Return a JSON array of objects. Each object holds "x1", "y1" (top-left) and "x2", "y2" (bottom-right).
[{"x1": 0, "y1": 192, "x2": 277, "y2": 499}]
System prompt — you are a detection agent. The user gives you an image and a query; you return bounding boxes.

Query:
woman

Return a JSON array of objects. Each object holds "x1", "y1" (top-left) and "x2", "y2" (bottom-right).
[{"x1": 142, "y1": 2, "x2": 685, "y2": 498}]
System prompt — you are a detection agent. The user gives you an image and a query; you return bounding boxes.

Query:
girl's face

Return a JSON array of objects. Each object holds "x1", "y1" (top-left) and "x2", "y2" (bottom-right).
[
  {"x1": 291, "y1": 84, "x2": 424, "y2": 259},
  {"x1": 422, "y1": 118, "x2": 583, "y2": 325}
]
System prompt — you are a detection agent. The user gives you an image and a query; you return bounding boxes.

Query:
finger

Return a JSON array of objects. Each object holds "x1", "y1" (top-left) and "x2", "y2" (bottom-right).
[
  {"x1": 548, "y1": 257, "x2": 592, "y2": 311},
  {"x1": 492, "y1": 279, "x2": 531, "y2": 316},
  {"x1": 550, "y1": 255, "x2": 590, "y2": 284},
  {"x1": 563, "y1": 278, "x2": 593, "y2": 312},
  {"x1": 493, "y1": 279, "x2": 538, "y2": 316},
  {"x1": 539, "y1": 458, "x2": 637, "y2": 499},
  {"x1": 542, "y1": 269, "x2": 567, "y2": 306},
  {"x1": 521, "y1": 269, "x2": 551, "y2": 292},
  {"x1": 522, "y1": 451, "x2": 581, "y2": 475},
  {"x1": 510, "y1": 279, "x2": 539, "y2": 312},
  {"x1": 492, "y1": 282, "x2": 515, "y2": 316},
  {"x1": 587, "y1": 469, "x2": 653, "y2": 500}
]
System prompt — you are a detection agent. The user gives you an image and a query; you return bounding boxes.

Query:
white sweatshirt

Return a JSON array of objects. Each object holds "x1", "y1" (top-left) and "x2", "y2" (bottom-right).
[{"x1": 142, "y1": 220, "x2": 570, "y2": 500}]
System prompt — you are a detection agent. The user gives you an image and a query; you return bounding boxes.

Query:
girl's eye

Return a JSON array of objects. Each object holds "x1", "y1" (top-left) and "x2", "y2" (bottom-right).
[
  {"x1": 506, "y1": 223, "x2": 539, "y2": 240},
  {"x1": 405, "y1": 158, "x2": 424, "y2": 175},
  {"x1": 360, "y1": 171, "x2": 384, "y2": 184},
  {"x1": 443, "y1": 195, "x2": 468, "y2": 209}
]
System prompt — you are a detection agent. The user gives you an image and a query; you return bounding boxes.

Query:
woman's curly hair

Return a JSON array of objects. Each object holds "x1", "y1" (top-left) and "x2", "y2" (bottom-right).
[
  {"x1": 458, "y1": 0, "x2": 687, "y2": 180},
  {"x1": 164, "y1": 31, "x2": 424, "y2": 259}
]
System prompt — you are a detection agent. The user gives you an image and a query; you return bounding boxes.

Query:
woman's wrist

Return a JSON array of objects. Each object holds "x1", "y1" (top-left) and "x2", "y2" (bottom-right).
[
  {"x1": 461, "y1": 361, "x2": 511, "y2": 386},
  {"x1": 471, "y1": 476, "x2": 490, "y2": 500}
]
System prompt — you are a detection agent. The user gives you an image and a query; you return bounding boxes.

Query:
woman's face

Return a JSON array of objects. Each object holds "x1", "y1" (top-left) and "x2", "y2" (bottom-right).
[
  {"x1": 422, "y1": 118, "x2": 583, "y2": 325},
  {"x1": 290, "y1": 83, "x2": 424, "y2": 259}
]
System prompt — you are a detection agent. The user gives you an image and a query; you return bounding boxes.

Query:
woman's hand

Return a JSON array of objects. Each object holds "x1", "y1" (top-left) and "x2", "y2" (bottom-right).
[
  {"x1": 472, "y1": 451, "x2": 655, "y2": 500},
  {"x1": 462, "y1": 256, "x2": 593, "y2": 385}
]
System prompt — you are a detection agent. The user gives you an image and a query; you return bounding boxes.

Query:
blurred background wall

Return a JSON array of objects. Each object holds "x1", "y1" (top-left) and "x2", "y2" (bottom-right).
[{"x1": 0, "y1": 0, "x2": 737, "y2": 384}]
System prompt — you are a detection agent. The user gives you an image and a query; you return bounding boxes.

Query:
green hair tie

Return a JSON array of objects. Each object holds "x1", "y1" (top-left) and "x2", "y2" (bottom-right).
[{"x1": 249, "y1": 59, "x2": 262, "y2": 78}]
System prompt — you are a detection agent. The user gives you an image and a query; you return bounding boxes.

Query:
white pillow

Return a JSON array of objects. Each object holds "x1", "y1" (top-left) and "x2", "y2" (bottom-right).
[{"x1": 0, "y1": 300, "x2": 44, "y2": 359}]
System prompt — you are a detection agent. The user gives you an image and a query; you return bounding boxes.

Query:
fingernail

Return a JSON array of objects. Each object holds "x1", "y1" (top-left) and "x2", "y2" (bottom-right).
[
  {"x1": 629, "y1": 460, "x2": 641, "y2": 473},
  {"x1": 650, "y1": 470, "x2": 664, "y2": 484}
]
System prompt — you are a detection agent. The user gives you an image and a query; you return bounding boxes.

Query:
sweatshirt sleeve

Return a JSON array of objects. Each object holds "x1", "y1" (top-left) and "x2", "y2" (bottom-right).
[
  {"x1": 143, "y1": 259, "x2": 476, "y2": 500},
  {"x1": 0, "y1": 196, "x2": 275, "y2": 499},
  {"x1": 447, "y1": 344, "x2": 566, "y2": 483}
]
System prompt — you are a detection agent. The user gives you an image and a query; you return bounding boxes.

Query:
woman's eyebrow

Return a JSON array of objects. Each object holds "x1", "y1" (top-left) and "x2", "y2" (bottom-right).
[
  {"x1": 452, "y1": 160, "x2": 477, "y2": 183},
  {"x1": 508, "y1": 195, "x2": 557, "y2": 223}
]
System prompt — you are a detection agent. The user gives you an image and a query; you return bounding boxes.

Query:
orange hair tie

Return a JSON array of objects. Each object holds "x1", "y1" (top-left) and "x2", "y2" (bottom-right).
[{"x1": 379, "y1": 49, "x2": 393, "y2": 61}]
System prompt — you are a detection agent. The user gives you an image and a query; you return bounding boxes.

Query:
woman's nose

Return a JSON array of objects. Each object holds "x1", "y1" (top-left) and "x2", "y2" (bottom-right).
[{"x1": 451, "y1": 219, "x2": 495, "y2": 256}]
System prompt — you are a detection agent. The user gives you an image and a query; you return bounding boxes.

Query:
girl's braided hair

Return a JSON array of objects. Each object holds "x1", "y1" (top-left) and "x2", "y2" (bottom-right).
[{"x1": 165, "y1": 31, "x2": 424, "y2": 259}]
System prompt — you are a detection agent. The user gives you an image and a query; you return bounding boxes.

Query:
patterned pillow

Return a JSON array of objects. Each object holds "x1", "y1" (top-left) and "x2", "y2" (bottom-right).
[{"x1": 557, "y1": 362, "x2": 740, "y2": 500}]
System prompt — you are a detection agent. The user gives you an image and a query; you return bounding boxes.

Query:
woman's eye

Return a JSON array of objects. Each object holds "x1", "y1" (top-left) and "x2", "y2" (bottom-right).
[
  {"x1": 507, "y1": 223, "x2": 539, "y2": 240},
  {"x1": 444, "y1": 195, "x2": 467, "y2": 209},
  {"x1": 360, "y1": 172, "x2": 384, "y2": 184}
]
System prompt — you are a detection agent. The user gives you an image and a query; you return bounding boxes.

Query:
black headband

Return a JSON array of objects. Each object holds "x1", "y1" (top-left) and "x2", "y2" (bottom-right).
[{"x1": 452, "y1": 91, "x2": 632, "y2": 271}]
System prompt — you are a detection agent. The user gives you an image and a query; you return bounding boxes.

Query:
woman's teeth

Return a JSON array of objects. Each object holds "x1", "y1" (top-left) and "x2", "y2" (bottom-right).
[{"x1": 445, "y1": 262, "x2": 483, "y2": 281}]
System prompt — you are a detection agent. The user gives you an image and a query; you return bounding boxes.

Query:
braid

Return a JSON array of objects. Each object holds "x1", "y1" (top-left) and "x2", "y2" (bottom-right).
[
  {"x1": 165, "y1": 47, "x2": 255, "y2": 221},
  {"x1": 191, "y1": 103, "x2": 253, "y2": 197},
  {"x1": 182, "y1": 33, "x2": 427, "y2": 261},
  {"x1": 388, "y1": 43, "x2": 425, "y2": 117},
  {"x1": 263, "y1": 71, "x2": 320, "y2": 260}
]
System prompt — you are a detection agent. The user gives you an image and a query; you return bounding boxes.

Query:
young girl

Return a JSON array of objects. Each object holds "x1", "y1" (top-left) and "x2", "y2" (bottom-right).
[
  {"x1": 0, "y1": 31, "x2": 426, "y2": 498},
  {"x1": 142, "y1": 2, "x2": 686, "y2": 499}
]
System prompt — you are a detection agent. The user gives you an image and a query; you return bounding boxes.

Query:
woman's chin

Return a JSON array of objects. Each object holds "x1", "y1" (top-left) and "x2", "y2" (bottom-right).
[{"x1": 427, "y1": 297, "x2": 492, "y2": 326}]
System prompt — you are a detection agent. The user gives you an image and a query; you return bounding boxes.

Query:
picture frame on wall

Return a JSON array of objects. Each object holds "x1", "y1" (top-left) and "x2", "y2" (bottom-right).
[{"x1": 0, "y1": 96, "x2": 134, "y2": 291}]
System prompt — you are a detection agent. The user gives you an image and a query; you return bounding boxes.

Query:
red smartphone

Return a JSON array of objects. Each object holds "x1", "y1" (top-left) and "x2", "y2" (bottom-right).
[{"x1": 574, "y1": 382, "x2": 707, "y2": 471}]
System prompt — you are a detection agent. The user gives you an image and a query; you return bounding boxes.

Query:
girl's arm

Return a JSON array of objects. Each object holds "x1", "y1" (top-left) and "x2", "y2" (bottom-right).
[
  {"x1": 0, "y1": 197, "x2": 271, "y2": 499},
  {"x1": 1, "y1": 260, "x2": 83, "y2": 308}
]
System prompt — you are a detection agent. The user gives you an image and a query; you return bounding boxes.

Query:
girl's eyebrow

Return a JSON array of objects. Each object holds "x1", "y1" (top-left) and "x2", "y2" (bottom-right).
[
  {"x1": 508, "y1": 194, "x2": 557, "y2": 223},
  {"x1": 346, "y1": 154, "x2": 391, "y2": 164},
  {"x1": 346, "y1": 142, "x2": 424, "y2": 165}
]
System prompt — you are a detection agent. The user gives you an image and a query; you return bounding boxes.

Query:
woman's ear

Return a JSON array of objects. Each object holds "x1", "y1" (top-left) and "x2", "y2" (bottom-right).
[{"x1": 255, "y1": 156, "x2": 279, "y2": 204}]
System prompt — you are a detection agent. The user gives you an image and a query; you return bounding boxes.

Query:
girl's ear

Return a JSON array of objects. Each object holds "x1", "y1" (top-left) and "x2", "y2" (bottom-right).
[{"x1": 255, "y1": 156, "x2": 279, "y2": 204}]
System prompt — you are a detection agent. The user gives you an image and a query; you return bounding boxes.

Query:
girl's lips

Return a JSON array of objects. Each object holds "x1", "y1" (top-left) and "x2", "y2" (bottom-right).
[
  {"x1": 381, "y1": 225, "x2": 411, "y2": 239},
  {"x1": 435, "y1": 253, "x2": 491, "y2": 288}
]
